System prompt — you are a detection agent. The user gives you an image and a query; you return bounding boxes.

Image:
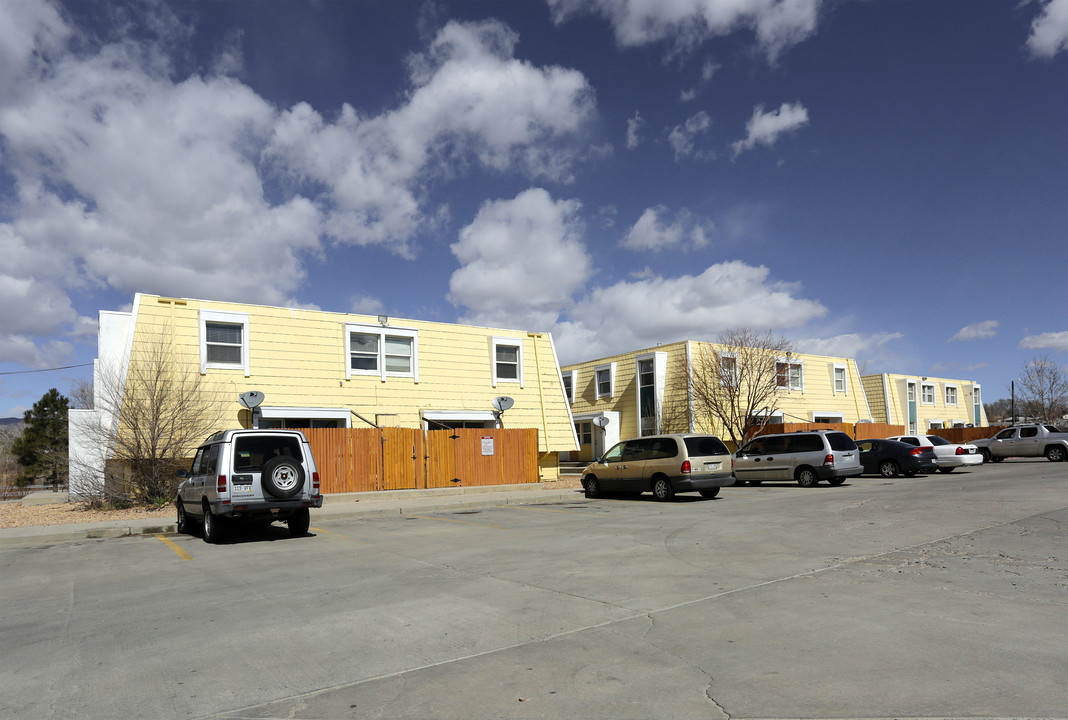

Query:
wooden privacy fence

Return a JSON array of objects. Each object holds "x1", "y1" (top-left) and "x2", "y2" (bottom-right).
[
  {"x1": 302, "y1": 427, "x2": 539, "y2": 494},
  {"x1": 748, "y1": 422, "x2": 906, "y2": 442},
  {"x1": 928, "y1": 427, "x2": 1005, "y2": 444}
]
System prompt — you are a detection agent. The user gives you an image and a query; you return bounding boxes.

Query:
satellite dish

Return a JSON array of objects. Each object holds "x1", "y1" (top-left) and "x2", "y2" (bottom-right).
[
  {"x1": 594, "y1": 416, "x2": 610, "y2": 428},
  {"x1": 238, "y1": 391, "x2": 265, "y2": 409},
  {"x1": 492, "y1": 396, "x2": 515, "y2": 413}
]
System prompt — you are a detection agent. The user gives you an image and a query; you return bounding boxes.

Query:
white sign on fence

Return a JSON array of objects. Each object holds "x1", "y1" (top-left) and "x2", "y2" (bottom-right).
[{"x1": 481, "y1": 436, "x2": 494, "y2": 456}]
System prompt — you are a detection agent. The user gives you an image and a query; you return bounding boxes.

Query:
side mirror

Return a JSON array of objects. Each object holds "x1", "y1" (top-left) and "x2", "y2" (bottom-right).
[{"x1": 176, "y1": 469, "x2": 189, "y2": 478}]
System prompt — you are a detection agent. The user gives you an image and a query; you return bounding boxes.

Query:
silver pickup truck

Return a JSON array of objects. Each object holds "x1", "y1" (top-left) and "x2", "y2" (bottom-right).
[{"x1": 972, "y1": 424, "x2": 1068, "y2": 463}]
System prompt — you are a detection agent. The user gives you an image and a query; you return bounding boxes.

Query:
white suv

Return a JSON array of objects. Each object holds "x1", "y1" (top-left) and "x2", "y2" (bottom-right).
[{"x1": 176, "y1": 429, "x2": 322, "y2": 543}]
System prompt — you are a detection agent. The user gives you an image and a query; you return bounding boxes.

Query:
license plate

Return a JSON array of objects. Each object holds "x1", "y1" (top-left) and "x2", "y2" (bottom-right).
[
  {"x1": 705, "y1": 462, "x2": 720, "y2": 470},
  {"x1": 234, "y1": 484, "x2": 252, "y2": 494}
]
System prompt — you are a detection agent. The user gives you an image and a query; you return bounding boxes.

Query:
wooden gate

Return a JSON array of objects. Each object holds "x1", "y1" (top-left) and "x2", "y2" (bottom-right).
[{"x1": 303, "y1": 427, "x2": 536, "y2": 493}]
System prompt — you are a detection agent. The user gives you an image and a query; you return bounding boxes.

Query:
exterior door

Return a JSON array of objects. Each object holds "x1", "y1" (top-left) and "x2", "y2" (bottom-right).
[{"x1": 734, "y1": 437, "x2": 768, "y2": 483}]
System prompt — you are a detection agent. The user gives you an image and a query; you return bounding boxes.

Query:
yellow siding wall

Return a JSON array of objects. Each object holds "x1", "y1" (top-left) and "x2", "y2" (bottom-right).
[
  {"x1": 562, "y1": 341, "x2": 871, "y2": 442},
  {"x1": 130, "y1": 295, "x2": 577, "y2": 458},
  {"x1": 863, "y1": 373, "x2": 988, "y2": 429}
]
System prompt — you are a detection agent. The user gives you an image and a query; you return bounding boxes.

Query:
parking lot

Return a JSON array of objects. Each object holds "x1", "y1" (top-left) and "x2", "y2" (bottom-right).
[{"x1": 2, "y1": 460, "x2": 1066, "y2": 720}]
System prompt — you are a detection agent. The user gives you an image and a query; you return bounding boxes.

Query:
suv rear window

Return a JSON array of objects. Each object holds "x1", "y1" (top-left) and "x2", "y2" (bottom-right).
[
  {"x1": 683, "y1": 436, "x2": 728, "y2": 457},
  {"x1": 826, "y1": 432, "x2": 858, "y2": 451},
  {"x1": 233, "y1": 435, "x2": 303, "y2": 471}
]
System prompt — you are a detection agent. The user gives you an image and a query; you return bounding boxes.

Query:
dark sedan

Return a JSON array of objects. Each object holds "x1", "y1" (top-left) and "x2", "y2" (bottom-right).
[{"x1": 856, "y1": 438, "x2": 938, "y2": 478}]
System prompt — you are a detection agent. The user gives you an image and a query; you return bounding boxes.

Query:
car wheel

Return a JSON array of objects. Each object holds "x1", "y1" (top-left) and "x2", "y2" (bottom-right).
[
  {"x1": 202, "y1": 503, "x2": 225, "y2": 544},
  {"x1": 652, "y1": 476, "x2": 675, "y2": 501},
  {"x1": 261, "y1": 456, "x2": 306, "y2": 499},
  {"x1": 288, "y1": 508, "x2": 311, "y2": 537},
  {"x1": 699, "y1": 487, "x2": 720, "y2": 499},
  {"x1": 979, "y1": 449, "x2": 991, "y2": 464},
  {"x1": 583, "y1": 476, "x2": 601, "y2": 498},
  {"x1": 176, "y1": 500, "x2": 192, "y2": 535},
  {"x1": 795, "y1": 467, "x2": 819, "y2": 487},
  {"x1": 938, "y1": 467, "x2": 955, "y2": 473},
  {"x1": 879, "y1": 460, "x2": 899, "y2": 478},
  {"x1": 1045, "y1": 446, "x2": 1066, "y2": 462}
]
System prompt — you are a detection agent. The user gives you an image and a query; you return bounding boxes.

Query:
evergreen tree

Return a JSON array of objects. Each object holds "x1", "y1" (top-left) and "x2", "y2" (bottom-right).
[{"x1": 11, "y1": 388, "x2": 69, "y2": 487}]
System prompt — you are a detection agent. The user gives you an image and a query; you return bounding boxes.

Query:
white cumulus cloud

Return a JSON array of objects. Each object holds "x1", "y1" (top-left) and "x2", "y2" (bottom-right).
[
  {"x1": 1020, "y1": 331, "x2": 1068, "y2": 352},
  {"x1": 1027, "y1": 0, "x2": 1068, "y2": 59},
  {"x1": 949, "y1": 320, "x2": 1000, "y2": 342},
  {"x1": 731, "y1": 101, "x2": 809, "y2": 157},
  {"x1": 623, "y1": 206, "x2": 712, "y2": 251}
]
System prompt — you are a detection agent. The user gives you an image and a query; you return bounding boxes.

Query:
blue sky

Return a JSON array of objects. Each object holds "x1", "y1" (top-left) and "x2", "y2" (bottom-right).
[{"x1": 0, "y1": 0, "x2": 1066, "y2": 418}]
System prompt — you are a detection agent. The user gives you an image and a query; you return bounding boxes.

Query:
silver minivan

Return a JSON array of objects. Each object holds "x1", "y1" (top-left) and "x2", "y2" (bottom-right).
[
  {"x1": 733, "y1": 430, "x2": 862, "y2": 487},
  {"x1": 176, "y1": 429, "x2": 323, "y2": 543},
  {"x1": 580, "y1": 434, "x2": 735, "y2": 501}
]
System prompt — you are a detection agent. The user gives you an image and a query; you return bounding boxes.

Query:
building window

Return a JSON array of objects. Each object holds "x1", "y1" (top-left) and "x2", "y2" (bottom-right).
[
  {"x1": 921, "y1": 383, "x2": 935, "y2": 405},
  {"x1": 200, "y1": 309, "x2": 250, "y2": 375},
  {"x1": 491, "y1": 337, "x2": 524, "y2": 387},
  {"x1": 562, "y1": 371, "x2": 575, "y2": 403},
  {"x1": 833, "y1": 365, "x2": 847, "y2": 394},
  {"x1": 776, "y1": 361, "x2": 803, "y2": 391},
  {"x1": 346, "y1": 323, "x2": 418, "y2": 381},
  {"x1": 595, "y1": 363, "x2": 615, "y2": 398},
  {"x1": 944, "y1": 385, "x2": 958, "y2": 406},
  {"x1": 719, "y1": 355, "x2": 737, "y2": 386},
  {"x1": 575, "y1": 421, "x2": 593, "y2": 445}
]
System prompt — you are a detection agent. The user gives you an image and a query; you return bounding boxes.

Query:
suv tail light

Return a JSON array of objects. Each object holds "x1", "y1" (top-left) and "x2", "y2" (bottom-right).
[
  {"x1": 312, "y1": 471, "x2": 320, "y2": 494},
  {"x1": 680, "y1": 460, "x2": 692, "y2": 475},
  {"x1": 909, "y1": 447, "x2": 924, "y2": 456},
  {"x1": 822, "y1": 454, "x2": 834, "y2": 467},
  {"x1": 217, "y1": 475, "x2": 227, "y2": 493}
]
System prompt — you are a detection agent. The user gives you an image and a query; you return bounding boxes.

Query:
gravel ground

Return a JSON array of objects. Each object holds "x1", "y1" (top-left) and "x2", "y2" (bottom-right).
[{"x1": 0, "y1": 476, "x2": 585, "y2": 529}]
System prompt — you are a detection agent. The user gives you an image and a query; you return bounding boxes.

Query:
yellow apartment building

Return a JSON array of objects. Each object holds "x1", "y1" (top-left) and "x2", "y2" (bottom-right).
[
  {"x1": 561, "y1": 341, "x2": 872, "y2": 460},
  {"x1": 862, "y1": 373, "x2": 987, "y2": 432},
  {"x1": 69, "y1": 294, "x2": 578, "y2": 495}
]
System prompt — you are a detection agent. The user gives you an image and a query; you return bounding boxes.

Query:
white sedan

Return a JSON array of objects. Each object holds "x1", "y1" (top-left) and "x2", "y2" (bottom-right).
[{"x1": 886, "y1": 435, "x2": 984, "y2": 472}]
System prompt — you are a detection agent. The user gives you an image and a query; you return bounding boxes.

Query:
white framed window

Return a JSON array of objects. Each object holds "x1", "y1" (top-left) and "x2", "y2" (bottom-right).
[
  {"x1": 833, "y1": 365, "x2": 847, "y2": 394},
  {"x1": 813, "y1": 412, "x2": 844, "y2": 424},
  {"x1": 491, "y1": 337, "x2": 524, "y2": 387},
  {"x1": 594, "y1": 362, "x2": 615, "y2": 399},
  {"x1": 944, "y1": 385, "x2": 958, "y2": 406},
  {"x1": 200, "y1": 310, "x2": 250, "y2": 376},
  {"x1": 719, "y1": 354, "x2": 737, "y2": 386},
  {"x1": 561, "y1": 370, "x2": 575, "y2": 404},
  {"x1": 575, "y1": 421, "x2": 593, "y2": 445},
  {"x1": 346, "y1": 323, "x2": 418, "y2": 382},
  {"x1": 776, "y1": 361, "x2": 803, "y2": 391},
  {"x1": 921, "y1": 383, "x2": 935, "y2": 405}
]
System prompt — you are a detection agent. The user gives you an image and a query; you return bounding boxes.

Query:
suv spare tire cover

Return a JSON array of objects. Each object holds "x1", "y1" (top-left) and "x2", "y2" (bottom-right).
[{"x1": 261, "y1": 455, "x2": 306, "y2": 499}]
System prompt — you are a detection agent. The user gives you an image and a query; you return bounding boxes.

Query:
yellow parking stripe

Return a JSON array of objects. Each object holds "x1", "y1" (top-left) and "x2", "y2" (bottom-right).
[
  {"x1": 310, "y1": 526, "x2": 350, "y2": 539},
  {"x1": 156, "y1": 534, "x2": 193, "y2": 560}
]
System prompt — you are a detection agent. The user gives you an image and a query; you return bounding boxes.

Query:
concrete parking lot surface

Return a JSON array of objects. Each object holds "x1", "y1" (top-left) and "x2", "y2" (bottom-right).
[{"x1": 1, "y1": 460, "x2": 1065, "y2": 719}]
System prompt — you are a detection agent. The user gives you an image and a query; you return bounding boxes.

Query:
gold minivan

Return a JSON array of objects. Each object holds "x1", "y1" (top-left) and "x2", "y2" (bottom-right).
[{"x1": 580, "y1": 434, "x2": 735, "y2": 501}]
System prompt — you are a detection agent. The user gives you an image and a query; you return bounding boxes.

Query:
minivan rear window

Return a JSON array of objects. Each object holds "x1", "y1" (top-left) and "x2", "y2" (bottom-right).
[
  {"x1": 233, "y1": 435, "x2": 303, "y2": 471},
  {"x1": 826, "y1": 432, "x2": 858, "y2": 451},
  {"x1": 684, "y1": 436, "x2": 728, "y2": 457}
]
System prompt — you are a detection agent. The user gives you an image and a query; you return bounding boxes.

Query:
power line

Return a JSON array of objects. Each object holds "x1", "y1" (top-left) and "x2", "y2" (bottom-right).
[{"x1": 0, "y1": 363, "x2": 93, "y2": 376}]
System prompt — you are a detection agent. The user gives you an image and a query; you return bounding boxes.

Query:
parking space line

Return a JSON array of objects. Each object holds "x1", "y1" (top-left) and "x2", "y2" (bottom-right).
[
  {"x1": 310, "y1": 526, "x2": 351, "y2": 539},
  {"x1": 409, "y1": 515, "x2": 507, "y2": 529},
  {"x1": 155, "y1": 534, "x2": 193, "y2": 561},
  {"x1": 499, "y1": 504, "x2": 593, "y2": 515}
]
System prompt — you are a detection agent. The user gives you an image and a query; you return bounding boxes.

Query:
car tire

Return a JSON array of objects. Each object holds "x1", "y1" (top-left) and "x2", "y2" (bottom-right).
[
  {"x1": 699, "y1": 487, "x2": 720, "y2": 499},
  {"x1": 288, "y1": 508, "x2": 311, "y2": 536},
  {"x1": 795, "y1": 467, "x2": 819, "y2": 487},
  {"x1": 176, "y1": 500, "x2": 192, "y2": 535},
  {"x1": 583, "y1": 476, "x2": 601, "y2": 498},
  {"x1": 202, "y1": 503, "x2": 225, "y2": 544},
  {"x1": 938, "y1": 467, "x2": 955, "y2": 473},
  {"x1": 879, "y1": 460, "x2": 900, "y2": 478},
  {"x1": 979, "y1": 449, "x2": 991, "y2": 464},
  {"x1": 261, "y1": 456, "x2": 305, "y2": 499},
  {"x1": 652, "y1": 476, "x2": 675, "y2": 501},
  {"x1": 1045, "y1": 446, "x2": 1066, "y2": 462}
]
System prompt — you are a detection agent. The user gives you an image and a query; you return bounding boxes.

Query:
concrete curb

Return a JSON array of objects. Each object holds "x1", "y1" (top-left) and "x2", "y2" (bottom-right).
[{"x1": 0, "y1": 484, "x2": 586, "y2": 548}]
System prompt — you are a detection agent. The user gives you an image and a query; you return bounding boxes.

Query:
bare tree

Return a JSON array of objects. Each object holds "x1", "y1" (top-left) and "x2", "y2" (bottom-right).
[
  {"x1": 685, "y1": 329, "x2": 794, "y2": 447},
  {"x1": 72, "y1": 332, "x2": 224, "y2": 504},
  {"x1": 1016, "y1": 355, "x2": 1068, "y2": 424}
]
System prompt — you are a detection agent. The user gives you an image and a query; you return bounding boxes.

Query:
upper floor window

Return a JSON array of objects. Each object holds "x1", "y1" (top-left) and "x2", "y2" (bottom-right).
[
  {"x1": 921, "y1": 383, "x2": 935, "y2": 404},
  {"x1": 833, "y1": 365, "x2": 847, "y2": 394},
  {"x1": 776, "y1": 361, "x2": 803, "y2": 391},
  {"x1": 492, "y1": 337, "x2": 524, "y2": 387},
  {"x1": 561, "y1": 370, "x2": 575, "y2": 403},
  {"x1": 944, "y1": 385, "x2": 958, "y2": 406},
  {"x1": 346, "y1": 323, "x2": 418, "y2": 381},
  {"x1": 719, "y1": 355, "x2": 737, "y2": 386},
  {"x1": 200, "y1": 309, "x2": 250, "y2": 375},
  {"x1": 595, "y1": 362, "x2": 615, "y2": 398}
]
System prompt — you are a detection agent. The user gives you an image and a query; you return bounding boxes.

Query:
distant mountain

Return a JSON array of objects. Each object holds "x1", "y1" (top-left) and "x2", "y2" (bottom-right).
[{"x1": 0, "y1": 418, "x2": 22, "y2": 427}]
